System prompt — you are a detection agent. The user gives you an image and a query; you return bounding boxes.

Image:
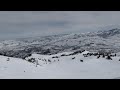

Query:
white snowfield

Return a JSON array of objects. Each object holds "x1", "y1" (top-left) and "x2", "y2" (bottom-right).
[{"x1": 0, "y1": 51, "x2": 120, "y2": 79}]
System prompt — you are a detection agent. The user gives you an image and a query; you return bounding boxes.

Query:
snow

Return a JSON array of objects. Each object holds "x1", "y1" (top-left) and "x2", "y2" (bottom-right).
[
  {"x1": 81, "y1": 50, "x2": 89, "y2": 54},
  {"x1": 1, "y1": 28, "x2": 120, "y2": 58},
  {"x1": 0, "y1": 28, "x2": 120, "y2": 79},
  {"x1": 0, "y1": 51, "x2": 120, "y2": 79}
]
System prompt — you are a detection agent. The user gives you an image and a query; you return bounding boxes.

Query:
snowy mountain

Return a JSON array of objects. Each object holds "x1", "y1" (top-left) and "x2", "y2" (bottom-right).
[
  {"x1": 0, "y1": 27, "x2": 120, "y2": 79},
  {"x1": 0, "y1": 28, "x2": 120, "y2": 59},
  {"x1": 97, "y1": 28, "x2": 120, "y2": 38}
]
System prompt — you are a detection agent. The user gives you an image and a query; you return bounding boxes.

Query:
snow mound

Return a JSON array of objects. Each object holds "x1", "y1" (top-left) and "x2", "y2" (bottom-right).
[{"x1": 81, "y1": 50, "x2": 89, "y2": 54}]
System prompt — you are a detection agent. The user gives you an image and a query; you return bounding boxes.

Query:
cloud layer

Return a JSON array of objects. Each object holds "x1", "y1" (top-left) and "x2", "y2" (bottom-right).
[{"x1": 0, "y1": 11, "x2": 120, "y2": 39}]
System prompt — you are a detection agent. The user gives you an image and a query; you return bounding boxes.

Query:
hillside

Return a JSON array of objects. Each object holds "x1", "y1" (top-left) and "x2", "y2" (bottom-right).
[
  {"x1": 0, "y1": 28, "x2": 120, "y2": 59},
  {"x1": 0, "y1": 51, "x2": 120, "y2": 79}
]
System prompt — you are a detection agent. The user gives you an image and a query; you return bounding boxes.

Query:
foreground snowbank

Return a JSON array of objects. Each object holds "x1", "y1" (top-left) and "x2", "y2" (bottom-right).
[{"x1": 0, "y1": 51, "x2": 120, "y2": 79}]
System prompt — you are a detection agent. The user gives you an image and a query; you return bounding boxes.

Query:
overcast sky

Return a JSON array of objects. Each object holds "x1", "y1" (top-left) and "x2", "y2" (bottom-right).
[{"x1": 0, "y1": 11, "x2": 120, "y2": 40}]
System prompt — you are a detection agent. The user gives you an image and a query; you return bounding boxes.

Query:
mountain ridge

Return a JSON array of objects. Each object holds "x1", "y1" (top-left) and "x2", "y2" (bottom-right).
[{"x1": 0, "y1": 28, "x2": 120, "y2": 59}]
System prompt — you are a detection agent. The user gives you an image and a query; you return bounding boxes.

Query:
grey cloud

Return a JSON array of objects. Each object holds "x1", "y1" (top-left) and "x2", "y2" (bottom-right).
[{"x1": 0, "y1": 11, "x2": 120, "y2": 40}]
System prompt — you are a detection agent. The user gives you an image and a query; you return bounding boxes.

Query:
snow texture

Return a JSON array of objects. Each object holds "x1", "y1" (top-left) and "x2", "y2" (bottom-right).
[{"x1": 0, "y1": 51, "x2": 120, "y2": 79}]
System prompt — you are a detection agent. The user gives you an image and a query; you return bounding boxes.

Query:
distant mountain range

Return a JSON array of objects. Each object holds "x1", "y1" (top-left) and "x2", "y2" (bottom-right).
[{"x1": 0, "y1": 28, "x2": 120, "y2": 59}]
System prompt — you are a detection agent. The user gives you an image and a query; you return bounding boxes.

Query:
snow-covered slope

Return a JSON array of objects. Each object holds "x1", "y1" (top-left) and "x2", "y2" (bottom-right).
[
  {"x1": 1, "y1": 28, "x2": 120, "y2": 79},
  {"x1": 0, "y1": 51, "x2": 120, "y2": 79},
  {"x1": 0, "y1": 28, "x2": 120, "y2": 59}
]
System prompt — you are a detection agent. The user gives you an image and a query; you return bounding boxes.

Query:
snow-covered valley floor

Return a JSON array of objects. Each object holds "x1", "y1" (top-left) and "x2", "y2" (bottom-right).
[{"x1": 0, "y1": 51, "x2": 120, "y2": 79}]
